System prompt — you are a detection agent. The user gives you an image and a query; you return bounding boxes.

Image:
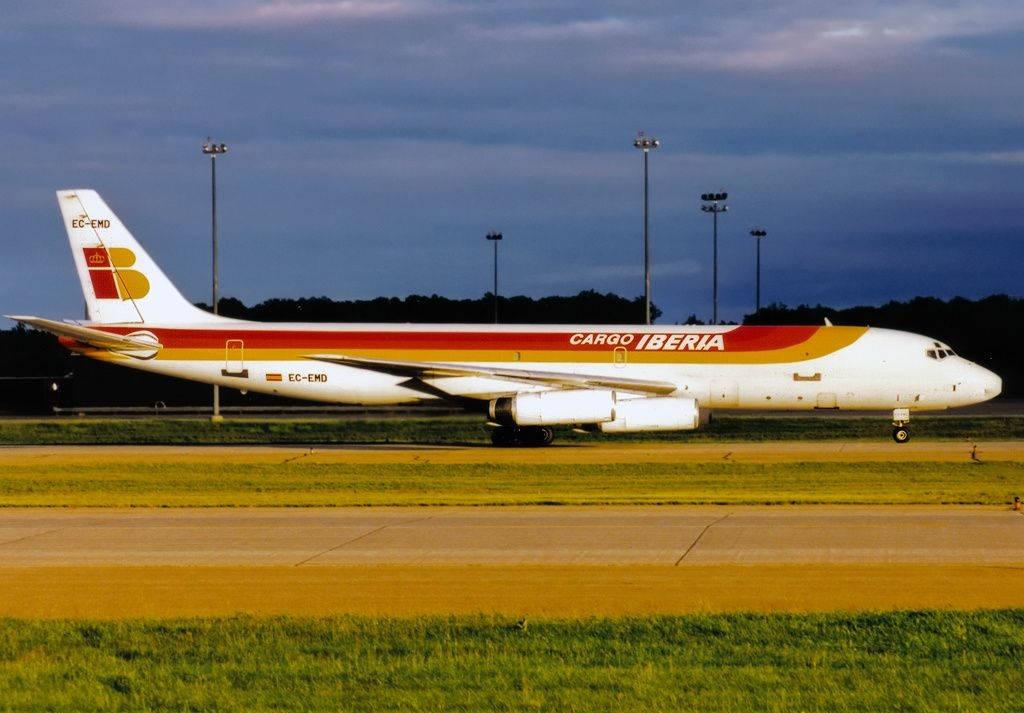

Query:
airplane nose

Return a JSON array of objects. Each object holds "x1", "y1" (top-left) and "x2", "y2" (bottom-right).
[
  {"x1": 982, "y1": 368, "x2": 1002, "y2": 399},
  {"x1": 969, "y1": 363, "x2": 1002, "y2": 401}
]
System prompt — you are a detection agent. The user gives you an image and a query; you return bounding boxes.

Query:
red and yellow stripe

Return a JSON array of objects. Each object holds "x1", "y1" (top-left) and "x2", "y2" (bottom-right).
[{"x1": 65, "y1": 325, "x2": 868, "y2": 365}]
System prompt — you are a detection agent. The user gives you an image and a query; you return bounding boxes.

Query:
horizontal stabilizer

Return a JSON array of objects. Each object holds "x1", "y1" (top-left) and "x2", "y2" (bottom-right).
[
  {"x1": 304, "y1": 353, "x2": 678, "y2": 396},
  {"x1": 6, "y1": 316, "x2": 163, "y2": 351}
]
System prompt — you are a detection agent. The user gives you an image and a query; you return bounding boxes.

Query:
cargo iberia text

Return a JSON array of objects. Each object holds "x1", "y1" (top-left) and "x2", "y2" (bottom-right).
[{"x1": 569, "y1": 333, "x2": 725, "y2": 351}]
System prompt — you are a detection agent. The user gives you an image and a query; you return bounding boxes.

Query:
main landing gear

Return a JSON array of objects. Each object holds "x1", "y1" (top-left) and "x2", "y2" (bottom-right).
[
  {"x1": 490, "y1": 426, "x2": 555, "y2": 447},
  {"x1": 891, "y1": 408, "x2": 911, "y2": 443}
]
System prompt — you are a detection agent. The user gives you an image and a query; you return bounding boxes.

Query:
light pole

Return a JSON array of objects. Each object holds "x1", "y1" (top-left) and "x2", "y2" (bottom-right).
[
  {"x1": 633, "y1": 132, "x2": 659, "y2": 325},
  {"x1": 700, "y1": 191, "x2": 728, "y2": 324},
  {"x1": 486, "y1": 231, "x2": 502, "y2": 323},
  {"x1": 202, "y1": 138, "x2": 227, "y2": 421},
  {"x1": 750, "y1": 228, "x2": 767, "y2": 313}
]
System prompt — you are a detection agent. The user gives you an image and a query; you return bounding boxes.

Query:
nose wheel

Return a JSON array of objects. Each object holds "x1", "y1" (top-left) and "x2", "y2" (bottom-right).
[{"x1": 891, "y1": 408, "x2": 910, "y2": 444}]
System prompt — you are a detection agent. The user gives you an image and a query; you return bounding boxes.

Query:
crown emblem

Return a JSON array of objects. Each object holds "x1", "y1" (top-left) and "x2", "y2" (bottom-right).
[{"x1": 88, "y1": 253, "x2": 106, "y2": 265}]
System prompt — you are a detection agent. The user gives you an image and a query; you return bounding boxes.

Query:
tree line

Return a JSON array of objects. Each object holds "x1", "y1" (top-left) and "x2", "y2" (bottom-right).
[
  {"x1": 200, "y1": 290, "x2": 658, "y2": 324},
  {"x1": 0, "y1": 292, "x2": 1018, "y2": 411}
]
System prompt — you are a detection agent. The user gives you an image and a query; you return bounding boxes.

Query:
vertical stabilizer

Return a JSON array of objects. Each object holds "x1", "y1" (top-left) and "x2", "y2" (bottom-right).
[{"x1": 58, "y1": 189, "x2": 230, "y2": 324}]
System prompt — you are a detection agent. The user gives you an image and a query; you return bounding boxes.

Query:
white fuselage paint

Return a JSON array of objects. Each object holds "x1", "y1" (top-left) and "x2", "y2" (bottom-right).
[{"x1": 96, "y1": 325, "x2": 1002, "y2": 413}]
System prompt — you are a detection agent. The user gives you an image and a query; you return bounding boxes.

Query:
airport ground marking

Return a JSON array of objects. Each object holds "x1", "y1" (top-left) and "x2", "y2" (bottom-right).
[{"x1": 675, "y1": 512, "x2": 733, "y2": 566}]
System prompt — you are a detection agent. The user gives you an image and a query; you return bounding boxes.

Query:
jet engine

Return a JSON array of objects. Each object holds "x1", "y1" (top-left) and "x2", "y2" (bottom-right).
[
  {"x1": 489, "y1": 389, "x2": 615, "y2": 426},
  {"x1": 488, "y1": 390, "x2": 700, "y2": 432},
  {"x1": 598, "y1": 396, "x2": 700, "y2": 432}
]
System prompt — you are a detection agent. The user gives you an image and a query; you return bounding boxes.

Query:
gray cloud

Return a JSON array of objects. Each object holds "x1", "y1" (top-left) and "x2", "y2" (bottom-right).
[{"x1": 1, "y1": 0, "x2": 1021, "y2": 325}]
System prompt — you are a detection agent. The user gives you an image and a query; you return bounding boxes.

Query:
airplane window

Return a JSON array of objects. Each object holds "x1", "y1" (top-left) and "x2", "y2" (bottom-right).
[{"x1": 926, "y1": 342, "x2": 957, "y2": 360}]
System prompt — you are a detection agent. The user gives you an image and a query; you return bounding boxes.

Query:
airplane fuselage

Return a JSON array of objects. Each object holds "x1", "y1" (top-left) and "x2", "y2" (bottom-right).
[{"x1": 65, "y1": 321, "x2": 1001, "y2": 413}]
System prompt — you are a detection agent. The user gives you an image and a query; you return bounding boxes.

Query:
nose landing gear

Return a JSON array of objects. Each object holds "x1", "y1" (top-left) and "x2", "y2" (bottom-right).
[{"x1": 891, "y1": 408, "x2": 911, "y2": 443}]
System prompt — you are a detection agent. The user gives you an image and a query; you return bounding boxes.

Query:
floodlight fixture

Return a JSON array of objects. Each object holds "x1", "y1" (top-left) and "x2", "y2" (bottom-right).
[
  {"x1": 201, "y1": 138, "x2": 228, "y2": 420},
  {"x1": 633, "y1": 132, "x2": 660, "y2": 324},
  {"x1": 750, "y1": 228, "x2": 767, "y2": 312},
  {"x1": 700, "y1": 190, "x2": 729, "y2": 324},
  {"x1": 486, "y1": 231, "x2": 503, "y2": 323}
]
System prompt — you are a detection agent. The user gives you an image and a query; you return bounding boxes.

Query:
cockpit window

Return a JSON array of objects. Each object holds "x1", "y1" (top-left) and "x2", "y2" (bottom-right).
[{"x1": 926, "y1": 341, "x2": 956, "y2": 360}]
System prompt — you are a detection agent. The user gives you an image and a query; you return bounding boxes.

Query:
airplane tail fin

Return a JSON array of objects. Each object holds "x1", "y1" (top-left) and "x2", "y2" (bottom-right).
[{"x1": 57, "y1": 189, "x2": 232, "y2": 324}]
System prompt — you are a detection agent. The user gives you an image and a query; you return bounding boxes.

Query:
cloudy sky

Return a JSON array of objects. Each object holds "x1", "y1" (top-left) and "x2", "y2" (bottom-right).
[{"x1": 2, "y1": 0, "x2": 1022, "y2": 324}]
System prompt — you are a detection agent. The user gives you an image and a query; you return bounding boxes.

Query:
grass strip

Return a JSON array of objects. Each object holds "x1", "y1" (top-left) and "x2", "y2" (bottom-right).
[
  {"x1": 1, "y1": 460, "x2": 1022, "y2": 506},
  {"x1": 1, "y1": 415, "x2": 1022, "y2": 445},
  {"x1": 0, "y1": 611, "x2": 1021, "y2": 712}
]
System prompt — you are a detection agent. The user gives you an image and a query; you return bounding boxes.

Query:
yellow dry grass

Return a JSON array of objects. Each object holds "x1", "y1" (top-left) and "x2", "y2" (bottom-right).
[{"x1": 3, "y1": 564, "x2": 1023, "y2": 619}]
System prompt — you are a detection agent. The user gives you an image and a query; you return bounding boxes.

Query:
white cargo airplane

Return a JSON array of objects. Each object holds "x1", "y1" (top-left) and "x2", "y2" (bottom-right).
[{"x1": 7, "y1": 190, "x2": 1002, "y2": 445}]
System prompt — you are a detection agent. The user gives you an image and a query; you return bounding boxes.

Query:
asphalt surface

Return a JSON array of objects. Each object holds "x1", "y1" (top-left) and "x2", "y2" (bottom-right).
[{"x1": 1, "y1": 506, "x2": 1021, "y2": 566}]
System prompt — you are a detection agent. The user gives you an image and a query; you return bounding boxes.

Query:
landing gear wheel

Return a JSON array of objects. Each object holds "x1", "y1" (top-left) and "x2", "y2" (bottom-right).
[
  {"x1": 489, "y1": 426, "x2": 555, "y2": 447},
  {"x1": 490, "y1": 427, "x2": 519, "y2": 447},
  {"x1": 890, "y1": 408, "x2": 911, "y2": 445},
  {"x1": 520, "y1": 426, "x2": 554, "y2": 447}
]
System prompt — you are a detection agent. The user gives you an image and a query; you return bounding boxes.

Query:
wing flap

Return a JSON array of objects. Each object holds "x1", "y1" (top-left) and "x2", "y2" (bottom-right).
[{"x1": 304, "y1": 353, "x2": 678, "y2": 396}]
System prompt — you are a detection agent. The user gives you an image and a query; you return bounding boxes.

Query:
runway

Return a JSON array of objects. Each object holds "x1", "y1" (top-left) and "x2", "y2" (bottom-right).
[{"x1": 2, "y1": 506, "x2": 1023, "y2": 617}]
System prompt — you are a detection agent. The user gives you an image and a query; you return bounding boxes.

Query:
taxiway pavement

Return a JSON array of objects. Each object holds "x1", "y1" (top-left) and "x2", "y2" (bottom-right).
[
  {"x1": 1, "y1": 506, "x2": 1021, "y2": 566},
  {"x1": 2, "y1": 506, "x2": 1023, "y2": 617}
]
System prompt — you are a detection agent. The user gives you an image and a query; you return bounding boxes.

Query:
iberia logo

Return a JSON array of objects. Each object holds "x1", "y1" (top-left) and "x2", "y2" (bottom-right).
[{"x1": 83, "y1": 247, "x2": 150, "y2": 300}]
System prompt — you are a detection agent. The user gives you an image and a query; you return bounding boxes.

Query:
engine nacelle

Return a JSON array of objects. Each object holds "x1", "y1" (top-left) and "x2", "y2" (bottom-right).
[
  {"x1": 489, "y1": 389, "x2": 616, "y2": 426},
  {"x1": 598, "y1": 396, "x2": 700, "y2": 433}
]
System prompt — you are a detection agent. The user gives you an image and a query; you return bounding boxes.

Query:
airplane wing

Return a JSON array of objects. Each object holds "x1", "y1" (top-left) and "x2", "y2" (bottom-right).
[
  {"x1": 5, "y1": 316, "x2": 163, "y2": 351},
  {"x1": 304, "y1": 353, "x2": 678, "y2": 397}
]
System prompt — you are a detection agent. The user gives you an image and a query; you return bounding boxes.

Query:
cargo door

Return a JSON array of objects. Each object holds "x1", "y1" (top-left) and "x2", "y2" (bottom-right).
[
  {"x1": 613, "y1": 347, "x2": 627, "y2": 369},
  {"x1": 815, "y1": 392, "x2": 837, "y2": 409},
  {"x1": 222, "y1": 339, "x2": 249, "y2": 378}
]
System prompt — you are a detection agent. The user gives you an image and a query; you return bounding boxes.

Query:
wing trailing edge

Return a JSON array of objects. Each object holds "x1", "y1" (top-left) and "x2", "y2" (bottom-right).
[{"x1": 304, "y1": 353, "x2": 678, "y2": 397}]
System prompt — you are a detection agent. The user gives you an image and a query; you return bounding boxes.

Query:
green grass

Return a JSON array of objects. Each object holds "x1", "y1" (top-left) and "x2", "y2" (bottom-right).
[
  {"x1": 1, "y1": 460, "x2": 1022, "y2": 506},
  {"x1": 1, "y1": 415, "x2": 1022, "y2": 445},
  {"x1": 0, "y1": 612, "x2": 1021, "y2": 712}
]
